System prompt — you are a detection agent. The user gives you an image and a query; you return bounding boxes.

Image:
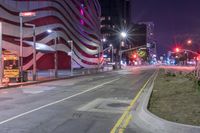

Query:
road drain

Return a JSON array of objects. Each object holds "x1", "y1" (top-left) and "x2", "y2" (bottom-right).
[{"x1": 107, "y1": 103, "x2": 129, "y2": 108}]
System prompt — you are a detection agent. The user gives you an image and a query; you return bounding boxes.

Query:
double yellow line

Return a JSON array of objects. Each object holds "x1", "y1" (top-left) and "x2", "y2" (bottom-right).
[{"x1": 110, "y1": 72, "x2": 157, "y2": 133}]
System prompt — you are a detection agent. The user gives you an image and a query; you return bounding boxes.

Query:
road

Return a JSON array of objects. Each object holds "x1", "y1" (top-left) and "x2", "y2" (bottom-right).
[{"x1": 0, "y1": 67, "x2": 155, "y2": 133}]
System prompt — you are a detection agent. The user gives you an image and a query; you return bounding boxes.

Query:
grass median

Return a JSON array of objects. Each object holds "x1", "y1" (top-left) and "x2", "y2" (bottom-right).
[{"x1": 148, "y1": 69, "x2": 200, "y2": 126}]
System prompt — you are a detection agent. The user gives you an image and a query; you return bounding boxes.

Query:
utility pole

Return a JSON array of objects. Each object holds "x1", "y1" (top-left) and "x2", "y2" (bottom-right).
[
  {"x1": 54, "y1": 34, "x2": 58, "y2": 78},
  {"x1": 19, "y1": 12, "x2": 36, "y2": 82},
  {"x1": 19, "y1": 15, "x2": 23, "y2": 82},
  {"x1": 68, "y1": 40, "x2": 73, "y2": 76},
  {"x1": 0, "y1": 22, "x2": 2, "y2": 85},
  {"x1": 25, "y1": 23, "x2": 36, "y2": 81}
]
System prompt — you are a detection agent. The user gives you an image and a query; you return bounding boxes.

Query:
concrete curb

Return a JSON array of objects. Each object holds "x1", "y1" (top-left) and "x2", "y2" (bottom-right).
[
  {"x1": 0, "y1": 69, "x2": 114, "y2": 90},
  {"x1": 131, "y1": 73, "x2": 200, "y2": 133}
]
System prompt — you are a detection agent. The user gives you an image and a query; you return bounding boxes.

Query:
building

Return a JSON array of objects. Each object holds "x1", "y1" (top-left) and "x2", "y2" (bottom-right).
[
  {"x1": 138, "y1": 22, "x2": 155, "y2": 48},
  {"x1": 131, "y1": 23, "x2": 147, "y2": 47},
  {"x1": 99, "y1": 0, "x2": 131, "y2": 48},
  {"x1": 0, "y1": 0, "x2": 102, "y2": 70},
  {"x1": 138, "y1": 22, "x2": 157, "y2": 63}
]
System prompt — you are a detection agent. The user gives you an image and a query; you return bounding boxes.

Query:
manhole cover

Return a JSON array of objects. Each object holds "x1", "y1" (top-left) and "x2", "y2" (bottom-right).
[{"x1": 107, "y1": 103, "x2": 129, "y2": 108}]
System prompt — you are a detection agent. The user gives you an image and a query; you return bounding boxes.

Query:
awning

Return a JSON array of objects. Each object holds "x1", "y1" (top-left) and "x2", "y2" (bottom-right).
[{"x1": 23, "y1": 40, "x2": 56, "y2": 53}]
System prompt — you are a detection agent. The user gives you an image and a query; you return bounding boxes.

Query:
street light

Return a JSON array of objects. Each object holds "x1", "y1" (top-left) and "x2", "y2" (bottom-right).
[
  {"x1": 67, "y1": 40, "x2": 73, "y2": 76},
  {"x1": 24, "y1": 23, "x2": 36, "y2": 81},
  {"x1": 19, "y1": 11, "x2": 36, "y2": 82},
  {"x1": 119, "y1": 31, "x2": 128, "y2": 69},
  {"x1": 97, "y1": 46, "x2": 101, "y2": 71},
  {"x1": 187, "y1": 39, "x2": 192, "y2": 45},
  {"x1": 103, "y1": 44, "x2": 114, "y2": 63},
  {"x1": 110, "y1": 44, "x2": 114, "y2": 63},
  {"x1": 102, "y1": 38, "x2": 106, "y2": 42},
  {"x1": 0, "y1": 22, "x2": 2, "y2": 84},
  {"x1": 47, "y1": 29, "x2": 58, "y2": 78},
  {"x1": 121, "y1": 32, "x2": 127, "y2": 38}
]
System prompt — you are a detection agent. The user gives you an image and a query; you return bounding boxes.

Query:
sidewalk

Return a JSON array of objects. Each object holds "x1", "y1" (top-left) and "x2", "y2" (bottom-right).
[{"x1": 0, "y1": 66, "x2": 113, "y2": 89}]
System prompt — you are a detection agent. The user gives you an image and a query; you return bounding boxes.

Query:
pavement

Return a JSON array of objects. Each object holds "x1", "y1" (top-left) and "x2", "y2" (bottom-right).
[
  {"x1": 0, "y1": 66, "x2": 113, "y2": 88},
  {"x1": 0, "y1": 66, "x2": 156, "y2": 133}
]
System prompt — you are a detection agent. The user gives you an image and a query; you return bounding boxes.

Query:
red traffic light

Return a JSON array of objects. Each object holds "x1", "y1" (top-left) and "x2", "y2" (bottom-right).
[
  {"x1": 175, "y1": 48, "x2": 180, "y2": 52},
  {"x1": 133, "y1": 54, "x2": 137, "y2": 58},
  {"x1": 197, "y1": 55, "x2": 200, "y2": 61}
]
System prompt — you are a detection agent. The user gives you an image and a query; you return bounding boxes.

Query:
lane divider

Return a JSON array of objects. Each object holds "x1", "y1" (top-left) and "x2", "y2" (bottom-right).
[{"x1": 110, "y1": 70, "x2": 158, "y2": 133}]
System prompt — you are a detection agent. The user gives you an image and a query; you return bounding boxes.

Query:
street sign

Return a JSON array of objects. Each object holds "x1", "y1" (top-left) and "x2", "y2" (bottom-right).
[{"x1": 19, "y1": 12, "x2": 36, "y2": 17}]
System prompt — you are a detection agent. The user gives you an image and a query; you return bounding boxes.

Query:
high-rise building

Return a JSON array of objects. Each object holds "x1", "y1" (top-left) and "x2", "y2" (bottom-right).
[
  {"x1": 0, "y1": 0, "x2": 102, "y2": 70},
  {"x1": 99, "y1": 0, "x2": 131, "y2": 48},
  {"x1": 138, "y1": 22, "x2": 155, "y2": 47},
  {"x1": 138, "y1": 22, "x2": 157, "y2": 63}
]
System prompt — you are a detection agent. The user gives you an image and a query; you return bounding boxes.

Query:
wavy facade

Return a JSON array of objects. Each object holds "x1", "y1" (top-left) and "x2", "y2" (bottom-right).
[{"x1": 0, "y1": 0, "x2": 102, "y2": 70}]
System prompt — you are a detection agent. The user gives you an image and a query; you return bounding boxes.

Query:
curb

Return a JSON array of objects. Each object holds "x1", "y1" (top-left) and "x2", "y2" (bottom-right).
[
  {"x1": 0, "y1": 70, "x2": 113, "y2": 90},
  {"x1": 131, "y1": 71, "x2": 200, "y2": 133}
]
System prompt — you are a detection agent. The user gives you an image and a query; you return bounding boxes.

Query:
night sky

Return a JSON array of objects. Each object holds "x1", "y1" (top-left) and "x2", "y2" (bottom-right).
[{"x1": 131, "y1": 0, "x2": 200, "y2": 56}]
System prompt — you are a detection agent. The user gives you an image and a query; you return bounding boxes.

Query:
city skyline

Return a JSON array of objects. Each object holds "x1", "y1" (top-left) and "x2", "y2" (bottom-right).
[{"x1": 132, "y1": 0, "x2": 200, "y2": 55}]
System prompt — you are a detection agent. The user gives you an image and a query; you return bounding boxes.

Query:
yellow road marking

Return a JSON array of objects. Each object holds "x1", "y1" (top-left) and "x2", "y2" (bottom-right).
[
  {"x1": 118, "y1": 114, "x2": 133, "y2": 133},
  {"x1": 110, "y1": 71, "x2": 157, "y2": 133}
]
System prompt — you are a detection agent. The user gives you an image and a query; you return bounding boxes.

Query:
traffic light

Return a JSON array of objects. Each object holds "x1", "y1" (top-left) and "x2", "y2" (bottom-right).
[
  {"x1": 175, "y1": 47, "x2": 180, "y2": 53},
  {"x1": 133, "y1": 54, "x2": 137, "y2": 59},
  {"x1": 197, "y1": 55, "x2": 200, "y2": 61}
]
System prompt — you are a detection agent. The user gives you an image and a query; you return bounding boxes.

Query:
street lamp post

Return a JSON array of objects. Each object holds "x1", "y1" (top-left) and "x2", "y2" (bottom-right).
[
  {"x1": 68, "y1": 40, "x2": 73, "y2": 76},
  {"x1": 98, "y1": 46, "x2": 100, "y2": 71},
  {"x1": 47, "y1": 29, "x2": 58, "y2": 78},
  {"x1": 19, "y1": 14, "x2": 23, "y2": 82},
  {"x1": 110, "y1": 44, "x2": 114, "y2": 63},
  {"x1": 54, "y1": 34, "x2": 58, "y2": 78},
  {"x1": 19, "y1": 12, "x2": 36, "y2": 82},
  {"x1": 24, "y1": 23, "x2": 37, "y2": 81},
  {"x1": 103, "y1": 44, "x2": 114, "y2": 63},
  {"x1": 0, "y1": 22, "x2": 2, "y2": 85},
  {"x1": 119, "y1": 31, "x2": 127, "y2": 69}
]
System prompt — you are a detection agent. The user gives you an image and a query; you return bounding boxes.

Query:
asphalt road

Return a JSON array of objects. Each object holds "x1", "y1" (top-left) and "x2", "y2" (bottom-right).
[{"x1": 0, "y1": 67, "x2": 155, "y2": 133}]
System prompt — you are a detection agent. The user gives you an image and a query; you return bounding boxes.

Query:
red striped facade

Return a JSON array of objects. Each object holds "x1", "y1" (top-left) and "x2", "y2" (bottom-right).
[{"x1": 0, "y1": 0, "x2": 102, "y2": 70}]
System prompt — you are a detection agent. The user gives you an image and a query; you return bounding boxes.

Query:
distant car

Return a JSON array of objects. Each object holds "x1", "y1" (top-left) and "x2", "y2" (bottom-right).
[{"x1": 187, "y1": 60, "x2": 196, "y2": 65}]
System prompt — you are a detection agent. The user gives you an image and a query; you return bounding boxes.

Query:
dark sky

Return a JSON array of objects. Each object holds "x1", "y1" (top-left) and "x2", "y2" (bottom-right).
[{"x1": 131, "y1": 0, "x2": 200, "y2": 55}]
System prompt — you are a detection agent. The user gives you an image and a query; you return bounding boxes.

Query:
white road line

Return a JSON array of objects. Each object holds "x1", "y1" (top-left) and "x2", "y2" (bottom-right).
[{"x1": 0, "y1": 78, "x2": 120, "y2": 125}]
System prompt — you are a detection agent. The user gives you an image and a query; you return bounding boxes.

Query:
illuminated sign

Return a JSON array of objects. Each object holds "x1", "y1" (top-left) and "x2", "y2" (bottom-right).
[
  {"x1": 4, "y1": 69, "x2": 19, "y2": 78},
  {"x1": 19, "y1": 12, "x2": 36, "y2": 17}
]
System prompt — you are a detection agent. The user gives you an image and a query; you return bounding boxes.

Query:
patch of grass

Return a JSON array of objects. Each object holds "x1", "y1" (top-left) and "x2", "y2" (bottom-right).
[{"x1": 148, "y1": 69, "x2": 200, "y2": 126}]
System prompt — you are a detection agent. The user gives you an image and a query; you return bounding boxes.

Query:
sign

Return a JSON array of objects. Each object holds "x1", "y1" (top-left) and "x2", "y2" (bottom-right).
[
  {"x1": 19, "y1": 12, "x2": 36, "y2": 17},
  {"x1": 3, "y1": 52, "x2": 19, "y2": 78},
  {"x1": 4, "y1": 69, "x2": 19, "y2": 78},
  {"x1": 137, "y1": 50, "x2": 146, "y2": 57},
  {"x1": 4, "y1": 55, "x2": 18, "y2": 60}
]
